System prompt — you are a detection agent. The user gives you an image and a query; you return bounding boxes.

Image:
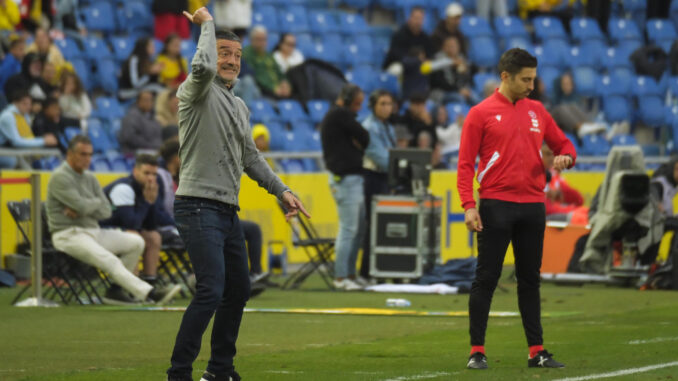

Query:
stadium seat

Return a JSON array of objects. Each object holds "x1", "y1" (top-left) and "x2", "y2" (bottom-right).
[
  {"x1": 611, "y1": 134, "x2": 637, "y2": 146},
  {"x1": 345, "y1": 65, "x2": 377, "y2": 93},
  {"x1": 308, "y1": 10, "x2": 338, "y2": 34},
  {"x1": 248, "y1": 99, "x2": 279, "y2": 123},
  {"x1": 580, "y1": 134, "x2": 611, "y2": 156},
  {"x1": 607, "y1": 18, "x2": 642, "y2": 44},
  {"x1": 307, "y1": 41, "x2": 341, "y2": 67},
  {"x1": 116, "y1": 0, "x2": 153, "y2": 34},
  {"x1": 460, "y1": 16, "x2": 493, "y2": 38},
  {"x1": 54, "y1": 38, "x2": 83, "y2": 61},
  {"x1": 81, "y1": 2, "x2": 116, "y2": 34},
  {"x1": 109, "y1": 36, "x2": 135, "y2": 62},
  {"x1": 180, "y1": 40, "x2": 197, "y2": 64},
  {"x1": 93, "y1": 97, "x2": 124, "y2": 122},
  {"x1": 597, "y1": 73, "x2": 632, "y2": 96},
  {"x1": 337, "y1": 0, "x2": 371, "y2": 9},
  {"x1": 88, "y1": 119, "x2": 115, "y2": 153},
  {"x1": 472, "y1": 72, "x2": 500, "y2": 96},
  {"x1": 504, "y1": 36, "x2": 533, "y2": 52},
  {"x1": 64, "y1": 126, "x2": 82, "y2": 143},
  {"x1": 570, "y1": 17, "x2": 605, "y2": 43},
  {"x1": 109, "y1": 155, "x2": 129, "y2": 172},
  {"x1": 83, "y1": 36, "x2": 111, "y2": 63},
  {"x1": 265, "y1": 121, "x2": 286, "y2": 151},
  {"x1": 91, "y1": 156, "x2": 112, "y2": 172},
  {"x1": 603, "y1": 96, "x2": 632, "y2": 123},
  {"x1": 600, "y1": 46, "x2": 634, "y2": 71},
  {"x1": 306, "y1": 100, "x2": 330, "y2": 124},
  {"x1": 669, "y1": 76, "x2": 678, "y2": 96},
  {"x1": 252, "y1": 6, "x2": 279, "y2": 32},
  {"x1": 468, "y1": 37, "x2": 499, "y2": 68},
  {"x1": 277, "y1": 100, "x2": 311, "y2": 124},
  {"x1": 494, "y1": 16, "x2": 529, "y2": 39},
  {"x1": 539, "y1": 66, "x2": 561, "y2": 93},
  {"x1": 445, "y1": 102, "x2": 471, "y2": 121},
  {"x1": 338, "y1": 13, "x2": 370, "y2": 36},
  {"x1": 666, "y1": 105, "x2": 678, "y2": 125},
  {"x1": 567, "y1": 46, "x2": 598, "y2": 69},
  {"x1": 279, "y1": 6, "x2": 309, "y2": 34},
  {"x1": 343, "y1": 39, "x2": 373, "y2": 67},
  {"x1": 632, "y1": 75, "x2": 663, "y2": 97},
  {"x1": 295, "y1": 34, "x2": 315, "y2": 58},
  {"x1": 372, "y1": 34, "x2": 390, "y2": 67},
  {"x1": 564, "y1": 132, "x2": 580, "y2": 150},
  {"x1": 70, "y1": 59, "x2": 92, "y2": 91},
  {"x1": 572, "y1": 66, "x2": 598, "y2": 97},
  {"x1": 646, "y1": 19, "x2": 677, "y2": 51},
  {"x1": 533, "y1": 16, "x2": 568, "y2": 42},
  {"x1": 375, "y1": 72, "x2": 400, "y2": 97},
  {"x1": 94, "y1": 59, "x2": 119, "y2": 94},
  {"x1": 533, "y1": 43, "x2": 563, "y2": 69},
  {"x1": 638, "y1": 96, "x2": 666, "y2": 127}
]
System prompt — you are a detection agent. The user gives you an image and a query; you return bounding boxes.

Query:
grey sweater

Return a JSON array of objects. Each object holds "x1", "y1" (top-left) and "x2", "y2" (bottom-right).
[
  {"x1": 176, "y1": 20, "x2": 288, "y2": 205},
  {"x1": 46, "y1": 162, "x2": 112, "y2": 233}
]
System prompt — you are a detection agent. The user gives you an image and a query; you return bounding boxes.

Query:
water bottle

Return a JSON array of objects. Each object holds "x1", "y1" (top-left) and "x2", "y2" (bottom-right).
[{"x1": 386, "y1": 298, "x2": 411, "y2": 307}]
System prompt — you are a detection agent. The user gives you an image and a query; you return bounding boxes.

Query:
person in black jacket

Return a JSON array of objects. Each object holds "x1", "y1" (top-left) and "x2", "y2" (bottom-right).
[
  {"x1": 100, "y1": 154, "x2": 174, "y2": 286},
  {"x1": 320, "y1": 83, "x2": 370, "y2": 291},
  {"x1": 31, "y1": 97, "x2": 79, "y2": 152},
  {"x1": 382, "y1": 7, "x2": 435, "y2": 72},
  {"x1": 152, "y1": 0, "x2": 189, "y2": 41}
]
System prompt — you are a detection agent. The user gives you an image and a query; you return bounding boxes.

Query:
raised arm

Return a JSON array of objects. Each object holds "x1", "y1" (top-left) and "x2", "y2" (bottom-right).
[{"x1": 177, "y1": 7, "x2": 216, "y2": 104}]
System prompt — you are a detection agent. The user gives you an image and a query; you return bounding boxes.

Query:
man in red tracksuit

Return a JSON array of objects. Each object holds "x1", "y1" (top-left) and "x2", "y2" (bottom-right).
[{"x1": 457, "y1": 48, "x2": 576, "y2": 370}]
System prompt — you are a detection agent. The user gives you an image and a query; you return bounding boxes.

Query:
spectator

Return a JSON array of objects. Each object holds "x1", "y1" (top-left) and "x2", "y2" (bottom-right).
[
  {"x1": 585, "y1": 0, "x2": 611, "y2": 33},
  {"x1": 46, "y1": 135, "x2": 181, "y2": 305},
  {"x1": 402, "y1": 93, "x2": 437, "y2": 148},
  {"x1": 4, "y1": 52, "x2": 49, "y2": 103},
  {"x1": 476, "y1": 0, "x2": 508, "y2": 20},
  {"x1": 394, "y1": 124, "x2": 413, "y2": 148},
  {"x1": 519, "y1": 0, "x2": 574, "y2": 33},
  {"x1": 542, "y1": 144, "x2": 584, "y2": 217},
  {"x1": 232, "y1": 60, "x2": 262, "y2": 105},
  {"x1": 0, "y1": 36, "x2": 25, "y2": 91},
  {"x1": 240, "y1": 219, "x2": 269, "y2": 283},
  {"x1": 431, "y1": 3, "x2": 467, "y2": 55},
  {"x1": 31, "y1": 97, "x2": 78, "y2": 144},
  {"x1": 651, "y1": 158, "x2": 678, "y2": 218},
  {"x1": 119, "y1": 37, "x2": 165, "y2": 101},
  {"x1": 383, "y1": 7, "x2": 436, "y2": 72},
  {"x1": 155, "y1": 89, "x2": 179, "y2": 128},
  {"x1": 119, "y1": 91, "x2": 163, "y2": 154},
  {"x1": 273, "y1": 34, "x2": 304, "y2": 74},
  {"x1": 26, "y1": 28, "x2": 69, "y2": 77},
  {"x1": 252, "y1": 123, "x2": 276, "y2": 169},
  {"x1": 156, "y1": 33, "x2": 188, "y2": 88},
  {"x1": 243, "y1": 26, "x2": 291, "y2": 98},
  {"x1": 18, "y1": 0, "x2": 49, "y2": 32},
  {"x1": 550, "y1": 73, "x2": 605, "y2": 137},
  {"x1": 159, "y1": 138, "x2": 180, "y2": 194},
  {"x1": 435, "y1": 105, "x2": 464, "y2": 157},
  {"x1": 0, "y1": 0, "x2": 21, "y2": 32},
  {"x1": 59, "y1": 72, "x2": 92, "y2": 120},
  {"x1": 54, "y1": 0, "x2": 87, "y2": 38},
  {"x1": 401, "y1": 46, "x2": 430, "y2": 100},
  {"x1": 427, "y1": 35, "x2": 478, "y2": 104},
  {"x1": 152, "y1": 0, "x2": 190, "y2": 41},
  {"x1": 40, "y1": 61, "x2": 59, "y2": 96},
  {"x1": 213, "y1": 0, "x2": 253, "y2": 41},
  {"x1": 647, "y1": 0, "x2": 671, "y2": 19},
  {"x1": 0, "y1": 90, "x2": 58, "y2": 168},
  {"x1": 100, "y1": 154, "x2": 174, "y2": 287}
]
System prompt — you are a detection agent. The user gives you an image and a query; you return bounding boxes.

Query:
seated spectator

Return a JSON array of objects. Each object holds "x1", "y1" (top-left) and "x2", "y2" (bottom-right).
[
  {"x1": 431, "y1": 3, "x2": 467, "y2": 55},
  {"x1": 273, "y1": 33, "x2": 304, "y2": 74},
  {"x1": 233, "y1": 60, "x2": 262, "y2": 105},
  {"x1": 550, "y1": 72, "x2": 605, "y2": 137},
  {"x1": 152, "y1": 0, "x2": 190, "y2": 41},
  {"x1": 519, "y1": 0, "x2": 574, "y2": 33},
  {"x1": 240, "y1": 219, "x2": 270, "y2": 283},
  {"x1": 402, "y1": 94, "x2": 437, "y2": 148},
  {"x1": 40, "y1": 61, "x2": 59, "y2": 96},
  {"x1": 119, "y1": 91, "x2": 163, "y2": 154},
  {"x1": 252, "y1": 123, "x2": 276, "y2": 169},
  {"x1": 26, "y1": 28, "x2": 69, "y2": 78},
  {"x1": 0, "y1": 0, "x2": 21, "y2": 32},
  {"x1": 54, "y1": 0, "x2": 87, "y2": 38},
  {"x1": 4, "y1": 53, "x2": 49, "y2": 104},
  {"x1": 383, "y1": 7, "x2": 435, "y2": 74},
  {"x1": 0, "y1": 36, "x2": 25, "y2": 91},
  {"x1": 59, "y1": 72, "x2": 91, "y2": 120},
  {"x1": 46, "y1": 136, "x2": 181, "y2": 304},
  {"x1": 31, "y1": 97, "x2": 78, "y2": 147},
  {"x1": 213, "y1": 0, "x2": 252, "y2": 40},
  {"x1": 159, "y1": 138, "x2": 180, "y2": 197},
  {"x1": 119, "y1": 37, "x2": 166, "y2": 101},
  {"x1": 426, "y1": 35, "x2": 478, "y2": 105},
  {"x1": 243, "y1": 26, "x2": 291, "y2": 98},
  {"x1": 477, "y1": 0, "x2": 508, "y2": 20},
  {"x1": 394, "y1": 125, "x2": 413, "y2": 148},
  {"x1": 100, "y1": 154, "x2": 174, "y2": 287},
  {"x1": 156, "y1": 33, "x2": 188, "y2": 88},
  {"x1": 0, "y1": 90, "x2": 58, "y2": 168},
  {"x1": 435, "y1": 105, "x2": 464, "y2": 157},
  {"x1": 155, "y1": 89, "x2": 179, "y2": 128},
  {"x1": 542, "y1": 144, "x2": 584, "y2": 217}
]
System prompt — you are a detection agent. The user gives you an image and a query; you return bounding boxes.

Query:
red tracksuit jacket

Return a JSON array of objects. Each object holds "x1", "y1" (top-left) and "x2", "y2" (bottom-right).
[{"x1": 457, "y1": 90, "x2": 577, "y2": 210}]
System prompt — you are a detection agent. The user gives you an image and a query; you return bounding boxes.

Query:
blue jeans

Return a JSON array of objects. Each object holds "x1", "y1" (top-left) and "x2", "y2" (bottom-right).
[
  {"x1": 330, "y1": 174, "x2": 366, "y2": 278},
  {"x1": 168, "y1": 197, "x2": 250, "y2": 379}
]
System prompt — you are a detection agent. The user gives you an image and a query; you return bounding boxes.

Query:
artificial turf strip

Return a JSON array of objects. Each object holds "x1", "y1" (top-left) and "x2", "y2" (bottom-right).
[{"x1": 1, "y1": 276, "x2": 678, "y2": 380}]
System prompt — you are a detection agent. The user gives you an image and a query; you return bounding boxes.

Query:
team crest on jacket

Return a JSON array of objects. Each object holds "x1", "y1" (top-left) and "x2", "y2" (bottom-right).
[{"x1": 529, "y1": 110, "x2": 540, "y2": 133}]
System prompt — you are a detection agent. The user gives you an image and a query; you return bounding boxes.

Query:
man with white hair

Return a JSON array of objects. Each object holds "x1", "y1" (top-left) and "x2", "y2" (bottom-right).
[
  {"x1": 242, "y1": 25, "x2": 291, "y2": 98},
  {"x1": 431, "y1": 2, "x2": 468, "y2": 54}
]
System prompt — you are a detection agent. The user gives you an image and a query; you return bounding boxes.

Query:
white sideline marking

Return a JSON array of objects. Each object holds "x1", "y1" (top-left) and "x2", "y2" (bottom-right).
[
  {"x1": 382, "y1": 371, "x2": 452, "y2": 381},
  {"x1": 551, "y1": 361, "x2": 678, "y2": 381},
  {"x1": 627, "y1": 336, "x2": 678, "y2": 345}
]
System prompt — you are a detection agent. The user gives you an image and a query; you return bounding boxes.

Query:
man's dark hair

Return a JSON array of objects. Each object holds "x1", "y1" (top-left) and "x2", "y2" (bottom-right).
[
  {"x1": 338, "y1": 83, "x2": 363, "y2": 106},
  {"x1": 137, "y1": 90, "x2": 153, "y2": 102},
  {"x1": 497, "y1": 48, "x2": 538, "y2": 76},
  {"x1": 216, "y1": 30, "x2": 241, "y2": 43},
  {"x1": 8, "y1": 89, "x2": 30, "y2": 103},
  {"x1": 409, "y1": 92, "x2": 428, "y2": 105},
  {"x1": 159, "y1": 139, "x2": 180, "y2": 163},
  {"x1": 134, "y1": 153, "x2": 159, "y2": 167},
  {"x1": 67, "y1": 135, "x2": 92, "y2": 151},
  {"x1": 369, "y1": 89, "x2": 393, "y2": 111},
  {"x1": 42, "y1": 97, "x2": 59, "y2": 109}
]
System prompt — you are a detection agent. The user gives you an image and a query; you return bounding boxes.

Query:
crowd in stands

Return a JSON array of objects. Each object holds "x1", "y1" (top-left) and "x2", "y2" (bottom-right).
[{"x1": 0, "y1": 0, "x2": 676, "y2": 175}]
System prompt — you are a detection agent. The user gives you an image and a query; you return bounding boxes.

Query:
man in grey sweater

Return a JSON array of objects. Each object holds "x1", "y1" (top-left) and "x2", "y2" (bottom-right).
[
  {"x1": 46, "y1": 135, "x2": 181, "y2": 305},
  {"x1": 167, "y1": 7, "x2": 309, "y2": 381}
]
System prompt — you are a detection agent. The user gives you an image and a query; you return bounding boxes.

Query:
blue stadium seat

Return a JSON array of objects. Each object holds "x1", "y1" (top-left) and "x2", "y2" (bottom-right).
[
  {"x1": 343, "y1": 39, "x2": 373, "y2": 67},
  {"x1": 109, "y1": 36, "x2": 135, "y2": 62},
  {"x1": 603, "y1": 96, "x2": 632, "y2": 123},
  {"x1": 345, "y1": 65, "x2": 377, "y2": 93},
  {"x1": 83, "y1": 36, "x2": 111, "y2": 63},
  {"x1": 564, "y1": 132, "x2": 580, "y2": 150},
  {"x1": 666, "y1": 105, "x2": 678, "y2": 125},
  {"x1": 308, "y1": 10, "x2": 338, "y2": 34},
  {"x1": 308, "y1": 40, "x2": 341, "y2": 67},
  {"x1": 281, "y1": 129, "x2": 305, "y2": 152},
  {"x1": 336, "y1": 0, "x2": 371, "y2": 9},
  {"x1": 70, "y1": 59, "x2": 92, "y2": 91},
  {"x1": 570, "y1": 17, "x2": 605, "y2": 43},
  {"x1": 306, "y1": 100, "x2": 330, "y2": 124},
  {"x1": 248, "y1": 99, "x2": 279, "y2": 123},
  {"x1": 646, "y1": 19, "x2": 677, "y2": 50},
  {"x1": 504, "y1": 36, "x2": 534, "y2": 51},
  {"x1": 267, "y1": 33, "x2": 280, "y2": 52},
  {"x1": 181, "y1": 40, "x2": 197, "y2": 64},
  {"x1": 599, "y1": 46, "x2": 633, "y2": 71},
  {"x1": 581, "y1": 134, "x2": 611, "y2": 156},
  {"x1": 375, "y1": 72, "x2": 400, "y2": 97},
  {"x1": 611, "y1": 134, "x2": 637, "y2": 146},
  {"x1": 91, "y1": 156, "x2": 112, "y2": 172},
  {"x1": 279, "y1": 6, "x2": 309, "y2": 34},
  {"x1": 338, "y1": 13, "x2": 370, "y2": 36},
  {"x1": 494, "y1": 16, "x2": 529, "y2": 39},
  {"x1": 638, "y1": 96, "x2": 665, "y2": 127},
  {"x1": 370, "y1": 25, "x2": 395, "y2": 40},
  {"x1": 567, "y1": 46, "x2": 598, "y2": 69},
  {"x1": 460, "y1": 16, "x2": 493, "y2": 38},
  {"x1": 109, "y1": 155, "x2": 129, "y2": 172},
  {"x1": 669, "y1": 76, "x2": 678, "y2": 96},
  {"x1": 88, "y1": 119, "x2": 115, "y2": 153},
  {"x1": 468, "y1": 37, "x2": 499, "y2": 68},
  {"x1": 632, "y1": 75, "x2": 663, "y2": 97},
  {"x1": 295, "y1": 33, "x2": 315, "y2": 58},
  {"x1": 93, "y1": 97, "x2": 124, "y2": 121},
  {"x1": 533, "y1": 16, "x2": 568, "y2": 42},
  {"x1": 445, "y1": 102, "x2": 471, "y2": 121},
  {"x1": 277, "y1": 100, "x2": 311, "y2": 123},
  {"x1": 472, "y1": 72, "x2": 500, "y2": 96},
  {"x1": 536, "y1": 39, "x2": 570, "y2": 69},
  {"x1": 266, "y1": 121, "x2": 287, "y2": 151},
  {"x1": 607, "y1": 18, "x2": 642, "y2": 44},
  {"x1": 116, "y1": 0, "x2": 153, "y2": 34},
  {"x1": 81, "y1": 2, "x2": 116, "y2": 33},
  {"x1": 597, "y1": 73, "x2": 632, "y2": 96},
  {"x1": 372, "y1": 35, "x2": 390, "y2": 67},
  {"x1": 95, "y1": 59, "x2": 119, "y2": 94},
  {"x1": 54, "y1": 38, "x2": 83, "y2": 61},
  {"x1": 539, "y1": 66, "x2": 561, "y2": 94},
  {"x1": 572, "y1": 66, "x2": 598, "y2": 96},
  {"x1": 252, "y1": 6, "x2": 279, "y2": 32}
]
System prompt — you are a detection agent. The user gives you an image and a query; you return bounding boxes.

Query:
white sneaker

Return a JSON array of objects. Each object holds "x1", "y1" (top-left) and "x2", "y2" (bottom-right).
[
  {"x1": 333, "y1": 278, "x2": 363, "y2": 291},
  {"x1": 353, "y1": 277, "x2": 373, "y2": 287}
]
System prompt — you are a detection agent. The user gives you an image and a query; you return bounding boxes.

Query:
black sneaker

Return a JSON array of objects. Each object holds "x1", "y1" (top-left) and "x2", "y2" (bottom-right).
[
  {"x1": 147, "y1": 284, "x2": 182, "y2": 305},
  {"x1": 102, "y1": 286, "x2": 138, "y2": 305},
  {"x1": 528, "y1": 350, "x2": 565, "y2": 368},
  {"x1": 467, "y1": 352, "x2": 488, "y2": 369},
  {"x1": 200, "y1": 370, "x2": 241, "y2": 381}
]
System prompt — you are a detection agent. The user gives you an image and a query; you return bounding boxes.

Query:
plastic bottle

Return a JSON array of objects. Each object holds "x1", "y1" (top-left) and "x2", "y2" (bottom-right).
[{"x1": 386, "y1": 298, "x2": 411, "y2": 307}]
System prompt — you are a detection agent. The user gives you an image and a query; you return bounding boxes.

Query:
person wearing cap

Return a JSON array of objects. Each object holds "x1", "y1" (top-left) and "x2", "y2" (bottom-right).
[
  {"x1": 431, "y1": 2, "x2": 468, "y2": 54},
  {"x1": 382, "y1": 6, "x2": 435, "y2": 72}
]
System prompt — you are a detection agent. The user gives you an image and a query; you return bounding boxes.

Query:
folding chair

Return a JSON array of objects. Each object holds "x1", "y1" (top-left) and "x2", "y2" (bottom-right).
[
  {"x1": 157, "y1": 230, "x2": 195, "y2": 297},
  {"x1": 278, "y1": 201, "x2": 335, "y2": 289}
]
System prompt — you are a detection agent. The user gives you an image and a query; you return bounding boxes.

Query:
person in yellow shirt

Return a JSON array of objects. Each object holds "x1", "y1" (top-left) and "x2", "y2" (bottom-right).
[
  {"x1": 155, "y1": 33, "x2": 188, "y2": 88},
  {"x1": 0, "y1": 0, "x2": 20, "y2": 31},
  {"x1": 518, "y1": 0, "x2": 577, "y2": 32},
  {"x1": 26, "y1": 28, "x2": 72, "y2": 81}
]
